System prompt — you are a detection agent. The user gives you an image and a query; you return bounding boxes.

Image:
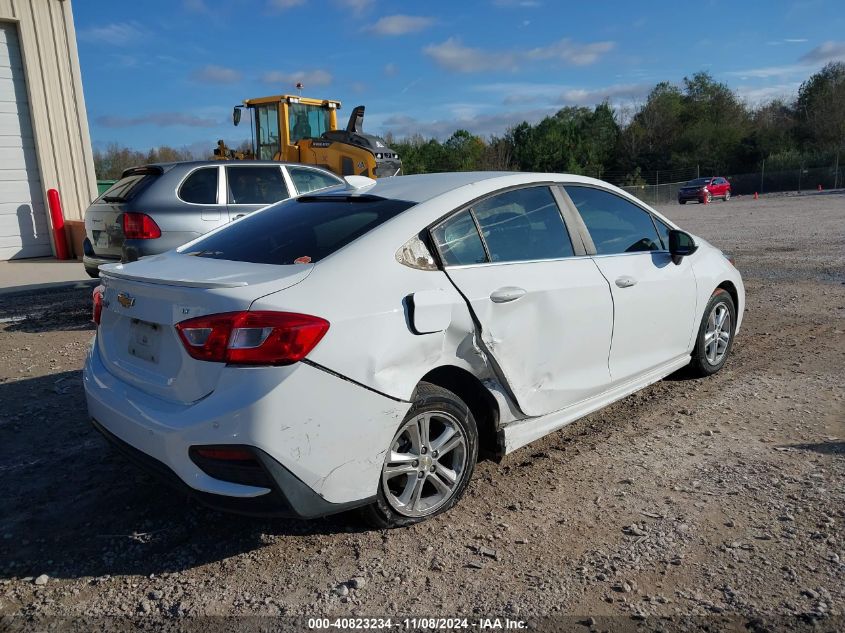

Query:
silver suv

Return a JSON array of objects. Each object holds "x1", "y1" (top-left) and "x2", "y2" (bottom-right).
[{"x1": 82, "y1": 161, "x2": 343, "y2": 277}]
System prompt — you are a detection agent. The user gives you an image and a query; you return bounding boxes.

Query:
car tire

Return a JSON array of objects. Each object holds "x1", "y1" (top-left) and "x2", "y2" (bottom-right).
[
  {"x1": 705, "y1": 192, "x2": 712, "y2": 203},
  {"x1": 360, "y1": 382, "x2": 478, "y2": 528},
  {"x1": 679, "y1": 200, "x2": 686, "y2": 205},
  {"x1": 689, "y1": 288, "x2": 736, "y2": 377},
  {"x1": 84, "y1": 266, "x2": 100, "y2": 279},
  {"x1": 724, "y1": 190, "x2": 731, "y2": 201}
]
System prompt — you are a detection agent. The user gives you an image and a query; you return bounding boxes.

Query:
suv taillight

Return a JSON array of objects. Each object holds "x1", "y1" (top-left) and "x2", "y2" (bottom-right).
[
  {"x1": 175, "y1": 311, "x2": 329, "y2": 365},
  {"x1": 122, "y1": 212, "x2": 161, "y2": 239},
  {"x1": 92, "y1": 285, "x2": 105, "y2": 325}
]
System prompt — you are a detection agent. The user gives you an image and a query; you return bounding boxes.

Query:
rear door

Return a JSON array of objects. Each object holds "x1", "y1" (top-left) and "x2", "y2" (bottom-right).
[
  {"x1": 564, "y1": 185, "x2": 698, "y2": 385},
  {"x1": 433, "y1": 186, "x2": 613, "y2": 417},
  {"x1": 225, "y1": 165, "x2": 290, "y2": 220},
  {"x1": 176, "y1": 165, "x2": 225, "y2": 231},
  {"x1": 85, "y1": 168, "x2": 161, "y2": 258}
]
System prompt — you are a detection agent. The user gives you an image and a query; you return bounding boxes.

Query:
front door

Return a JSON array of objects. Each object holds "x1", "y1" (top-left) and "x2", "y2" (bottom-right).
[
  {"x1": 432, "y1": 186, "x2": 614, "y2": 417},
  {"x1": 565, "y1": 185, "x2": 698, "y2": 385}
]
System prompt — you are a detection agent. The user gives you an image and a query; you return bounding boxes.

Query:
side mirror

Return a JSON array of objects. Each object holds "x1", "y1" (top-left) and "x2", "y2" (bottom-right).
[
  {"x1": 233, "y1": 107, "x2": 241, "y2": 126},
  {"x1": 668, "y1": 229, "x2": 698, "y2": 264}
]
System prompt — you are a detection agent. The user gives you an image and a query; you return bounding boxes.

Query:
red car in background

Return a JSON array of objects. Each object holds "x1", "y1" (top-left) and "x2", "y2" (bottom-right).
[{"x1": 678, "y1": 177, "x2": 731, "y2": 204}]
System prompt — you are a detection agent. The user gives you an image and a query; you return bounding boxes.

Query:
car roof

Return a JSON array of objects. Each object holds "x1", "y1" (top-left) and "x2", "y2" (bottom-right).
[
  {"x1": 314, "y1": 171, "x2": 521, "y2": 204},
  {"x1": 315, "y1": 171, "x2": 623, "y2": 205},
  {"x1": 125, "y1": 160, "x2": 341, "y2": 175}
]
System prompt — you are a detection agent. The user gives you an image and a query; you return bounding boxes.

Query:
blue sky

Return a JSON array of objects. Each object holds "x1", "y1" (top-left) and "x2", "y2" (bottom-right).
[{"x1": 73, "y1": 0, "x2": 845, "y2": 152}]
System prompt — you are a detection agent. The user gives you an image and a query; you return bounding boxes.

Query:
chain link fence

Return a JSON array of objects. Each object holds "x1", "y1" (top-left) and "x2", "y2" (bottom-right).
[{"x1": 619, "y1": 164, "x2": 844, "y2": 206}]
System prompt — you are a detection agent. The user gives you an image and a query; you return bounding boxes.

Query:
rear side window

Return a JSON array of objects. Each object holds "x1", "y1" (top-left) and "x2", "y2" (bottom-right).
[
  {"x1": 565, "y1": 186, "x2": 661, "y2": 255},
  {"x1": 472, "y1": 187, "x2": 573, "y2": 263},
  {"x1": 432, "y1": 211, "x2": 487, "y2": 266},
  {"x1": 97, "y1": 173, "x2": 157, "y2": 203},
  {"x1": 186, "y1": 195, "x2": 415, "y2": 265},
  {"x1": 288, "y1": 166, "x2": 343, "y2": 194},
  {"x1": 227, "y1": 166, "x2": 289, "y2": 204},
  {"x1": 179, "y1": 167, "x2": 218, "y2": 204}
]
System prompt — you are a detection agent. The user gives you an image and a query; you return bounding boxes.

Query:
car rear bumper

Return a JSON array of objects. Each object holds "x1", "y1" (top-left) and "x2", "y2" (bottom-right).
[{"x1": 83, "y1": 338, "x2": 410, "y2": 515}]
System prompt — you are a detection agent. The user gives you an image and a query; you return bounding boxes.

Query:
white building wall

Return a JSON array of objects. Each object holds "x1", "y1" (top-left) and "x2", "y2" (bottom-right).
[{"x1": 0, "y1": 0, "x2": 97, "y2": 259}]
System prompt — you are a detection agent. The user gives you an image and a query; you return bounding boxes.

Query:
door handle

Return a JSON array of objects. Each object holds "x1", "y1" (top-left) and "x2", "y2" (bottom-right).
[
  {"x1": 490, "y1": 286, "x2": 526, "y2": 303},
  {"x1": 615, "y1": 276, "x2": 637, "y2": 288}
]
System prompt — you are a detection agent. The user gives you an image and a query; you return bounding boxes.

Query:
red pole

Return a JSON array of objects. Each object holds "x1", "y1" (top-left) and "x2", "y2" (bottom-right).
[{"x1": 46, "y1": 188, "x2": 71, "y2": 260}]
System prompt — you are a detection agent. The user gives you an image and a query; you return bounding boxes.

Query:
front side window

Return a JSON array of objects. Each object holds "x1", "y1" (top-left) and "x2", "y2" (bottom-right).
[
  {"x1": 227, "y1": 167, "x2": 289, "y2": 205},
  {"x1": 432, "y1": 211, "x2": 487, "y2": 266},
  {"x1": 179, "y1": 167, "x2": 218, "y2": 205},
  {"x1": 256, "y1": 103, "x2": 281, "y2": 160},
  {"x1": 288, "y1": 166, "x2": 343, "y2": 194},
  {"x1": 472, "y1": 187, "x2": 573, "y2": 263},
  {"x1": 289, "y1": 103, "x2": 330, "y2": 143},
  {"x1": 653, "y1": 216, "x2": 672, "y2": 250},
  {"x1": 565, "y1": 186, "x2": 662, "y2": 255},
  {"x1": 186, "y1": 195, "x2": 414, "y2": 265}
]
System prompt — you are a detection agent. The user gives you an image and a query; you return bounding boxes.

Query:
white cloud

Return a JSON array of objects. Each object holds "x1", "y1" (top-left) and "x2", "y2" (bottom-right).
[
  {"x1": 384, "y1": 62, "x2": 399, "y2": 76},
  {"x1": 724, "y1": 64, "x2": 808, "y2": 79},
  {"x1": 492, "y1": 0, "x2": 542, "y2": 7},
  {"x1": 380, "y1": 108, "x2": 554, "y2": 140},
  {"x1": 424, "y1": 38, "x2": 519, "y2": 73},
  {"x1": 334, "y1": 0, "x2": 374, "y2": 14},
  {"x1": 183, "y1": 0, "x2": 209, "y2": 12},
  {"x1": 735, "y1": 83, "x2": 802, "y2": 104},
  {"x1": 526, "y1": 39, "x2": 615, "y2": 66},
  {"x1": 799, "y1": 41, "x2": 845, "y2": 63},
  {"x1": 191, "y1": 64, "x2": 242, "y2": 84},
  {"x1": 368, "y1": 15, "x2": 435, "y2": 36},
  {"x1": 96, "y1": 112, "x2": 220, "y2": 128},
  {"x1": 79, "y1": 22, "x2": 147, "y2": 46},
  {"x1": 557, "y1": 82, "x2": 650, "y2": 105},
  {"x1": 262, "y1": 69, "x2": 333, "y2": 87},
  {"x1": 267, "y1": 0, "x2": 305, "y2": 10},
  {"x1": 423, "y1": 37, "x2": 614, "y2": 73}
]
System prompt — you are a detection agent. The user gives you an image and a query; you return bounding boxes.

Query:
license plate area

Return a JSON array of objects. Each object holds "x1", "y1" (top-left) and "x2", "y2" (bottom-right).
[{"x1": 128, "y1": 319, "x2": 162, "y2": 363}]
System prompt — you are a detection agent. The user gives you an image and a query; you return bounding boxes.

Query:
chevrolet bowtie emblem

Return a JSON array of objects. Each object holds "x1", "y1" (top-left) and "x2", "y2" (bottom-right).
[{"x1": 116, "y1": 292, "x2": 135, "y2": 308}]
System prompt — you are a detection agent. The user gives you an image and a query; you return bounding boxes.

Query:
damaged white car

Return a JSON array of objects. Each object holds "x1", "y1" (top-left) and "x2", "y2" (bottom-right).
[{"x1": 83, "y1": 172, "x2": 744, "y2": 527}]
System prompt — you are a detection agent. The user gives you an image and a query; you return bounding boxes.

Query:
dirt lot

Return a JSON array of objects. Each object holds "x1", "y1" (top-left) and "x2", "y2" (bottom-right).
[{"x1": 0, "y1": 192, "x2": 842, "y2": 629}]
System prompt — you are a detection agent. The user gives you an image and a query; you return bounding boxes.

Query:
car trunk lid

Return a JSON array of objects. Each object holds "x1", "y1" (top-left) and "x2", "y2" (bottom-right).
[{"x1": 96, "y1": 253, "x2": 313, "y2": 403}]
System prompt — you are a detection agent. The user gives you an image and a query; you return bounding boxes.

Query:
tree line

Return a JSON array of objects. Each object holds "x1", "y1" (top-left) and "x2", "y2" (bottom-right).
[
  {"x1": 389, "y1": 63, "x2": 845, "y2": 185},
  {"x1": 94, "y1": 63, "x2": 844, "y2": 185}
]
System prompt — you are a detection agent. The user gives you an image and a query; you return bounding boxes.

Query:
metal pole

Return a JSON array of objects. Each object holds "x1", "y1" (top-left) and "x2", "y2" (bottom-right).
[
  {"x1": 656, "y1": 170, "x2": 659, "y2": 206},
  {"x1": 835, "y1": 150, "x2": 840, "y2": 190},
  {"x1": 697, "y1": 164, "x2": 700, "y2": 179},
  {"x1": 760, "y1": 160, "x2": 765, "y2": 195},
  {"x1": 798, "y1": 163, "x2": 802, "y2": 193}
]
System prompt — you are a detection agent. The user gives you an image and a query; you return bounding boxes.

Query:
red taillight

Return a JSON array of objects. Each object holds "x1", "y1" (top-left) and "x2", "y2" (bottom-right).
[
  {"x1": 92, "y1": 285, "x2": 105, "y2": 325},
  {"x1": 193, "y1": 447, "x2": 255, "y2": 461},
  {"x1": 122, "y1": 212, "x2": 161, "y2": 239},
  {"x1": 175, "y1": 311, "x2": 329, "y2": 365}
]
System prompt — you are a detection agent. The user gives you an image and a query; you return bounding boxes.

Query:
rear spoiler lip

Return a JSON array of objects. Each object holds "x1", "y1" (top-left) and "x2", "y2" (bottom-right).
[
  {"x1": 99, "y1": 266, "x2": 249, "y2": 288},
  {"x1": 119, "y1": 165, "x2": 166, "y2": 178}
]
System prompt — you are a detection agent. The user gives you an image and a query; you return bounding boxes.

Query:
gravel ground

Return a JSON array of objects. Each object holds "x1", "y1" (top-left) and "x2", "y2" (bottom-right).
[{"x1": 0, "y1": 191, "x2": 842, "y2": 630}]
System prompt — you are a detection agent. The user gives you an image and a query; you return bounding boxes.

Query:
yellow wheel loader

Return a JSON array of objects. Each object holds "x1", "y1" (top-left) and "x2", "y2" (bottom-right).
[{"x1": 213, "y1": 95, "x2": 402, "y2": 178}]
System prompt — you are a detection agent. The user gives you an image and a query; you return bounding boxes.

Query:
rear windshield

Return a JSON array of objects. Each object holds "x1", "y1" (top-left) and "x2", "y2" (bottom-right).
[
  {"x1": 184, "y1": 195, "x2": 415, "y2": 265},
  {"x1": 97, "y1": 172, "x2": 158, "y2": 203}
]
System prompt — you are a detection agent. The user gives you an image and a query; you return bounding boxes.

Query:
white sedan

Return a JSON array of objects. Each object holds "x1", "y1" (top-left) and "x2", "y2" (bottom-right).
[{"x1": 83, "y1": 172, "x2": 744, "y2": 527}]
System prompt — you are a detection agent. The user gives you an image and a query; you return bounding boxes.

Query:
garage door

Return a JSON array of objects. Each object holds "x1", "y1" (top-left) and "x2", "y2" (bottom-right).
[{"x1": 0, "y1": 22, "x2": 50, "y2": 260}]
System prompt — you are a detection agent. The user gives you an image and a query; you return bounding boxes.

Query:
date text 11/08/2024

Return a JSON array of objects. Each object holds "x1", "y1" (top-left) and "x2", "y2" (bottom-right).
[{"x1": 307, "y1": 618, "x2": 528, "y2": 630}]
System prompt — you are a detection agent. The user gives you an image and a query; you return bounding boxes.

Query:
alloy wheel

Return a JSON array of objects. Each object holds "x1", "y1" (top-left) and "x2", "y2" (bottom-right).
[
  {"x1": 382, "y1": 411, "x2": 468, "y2": 518},
  {"x1": 703, "y1": 301, "x2": 732, "y2": 365}
]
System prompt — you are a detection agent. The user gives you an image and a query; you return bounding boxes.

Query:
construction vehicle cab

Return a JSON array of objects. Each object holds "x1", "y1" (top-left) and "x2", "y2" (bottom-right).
[{"x1": 226, "y1": 95, "x2": 401, "y2": 179}]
